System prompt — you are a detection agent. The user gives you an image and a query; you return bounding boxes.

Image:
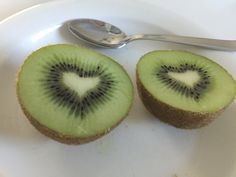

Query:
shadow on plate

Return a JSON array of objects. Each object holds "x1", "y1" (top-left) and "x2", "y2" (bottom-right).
[
  {"x1": 151, "y1": 102, "x2": 236, "y2": 177},
  {"x1": 187, "y1": 103, "x2": 236, "y2": 177},
  {"x1": 164, "y1": 102, "x2": 236, "y2": 177}
]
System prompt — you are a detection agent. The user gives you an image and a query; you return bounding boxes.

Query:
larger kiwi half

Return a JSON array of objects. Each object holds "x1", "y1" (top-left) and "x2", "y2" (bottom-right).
[
  {"x1": 17, "y1": 44, "x2": 133, "y2": 144},
  {"x1": 137, "y1": 50, "x2": 236, "y2": 129}
]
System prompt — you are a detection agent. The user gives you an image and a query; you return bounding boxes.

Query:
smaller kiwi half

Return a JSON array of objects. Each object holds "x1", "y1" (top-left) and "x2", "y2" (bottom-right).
[
  {"x1": 137, "y1": 50, "x2": 236, "y2": 129},
  {"x1": 17, "y1": 44, "x2": 134, "y2": 144}
]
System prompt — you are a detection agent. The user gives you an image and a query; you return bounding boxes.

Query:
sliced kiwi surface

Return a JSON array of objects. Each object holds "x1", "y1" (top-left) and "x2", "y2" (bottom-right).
[
  {"x1": 137, "y1": 50, "x2": 236, "y2": 129},
  {"x1": 17, "y1": 44, "x2": 133, "y2": 144}
]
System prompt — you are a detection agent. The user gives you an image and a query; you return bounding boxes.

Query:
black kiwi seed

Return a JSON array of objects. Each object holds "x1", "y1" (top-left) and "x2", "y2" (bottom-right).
[
  {"x1": 42, "y1": 62, "x2": 116, "y2": 118},
  {"x1": 156, "y1": 63, "x2": 211, "y2": 101}
]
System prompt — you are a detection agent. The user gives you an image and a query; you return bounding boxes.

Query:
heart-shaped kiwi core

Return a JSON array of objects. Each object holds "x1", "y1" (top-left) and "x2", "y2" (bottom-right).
[
  {"x1": 157, "y1": 63, "x2": 210, "y2": 101},
  {"x1": 42, "y1": 62, "x2": 115, "y2": 118},
  {"x1": 62, "y1": 72, "x2": 100, "y2": 97},
  {"x1": 168, "y1": 70, "x2": 200, "y2": 87}
]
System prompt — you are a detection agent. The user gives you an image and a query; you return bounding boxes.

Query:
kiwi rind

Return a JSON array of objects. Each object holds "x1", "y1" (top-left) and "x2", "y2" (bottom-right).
[
  {"x1": 136, "y1": 75, "x2": 224, "y2": 129},
  {"x1": 16, "y1": 44, "x2": 134, "y2": 144},
  {"x1": 17, "y1": 96, "x2": 126, "y2": 144},
  {"x1": 136, "y1": 50, "x2": 235, "y2": 129}
]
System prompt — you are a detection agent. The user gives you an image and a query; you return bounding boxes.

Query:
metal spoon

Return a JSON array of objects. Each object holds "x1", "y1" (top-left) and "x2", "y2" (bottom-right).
[{"x1": 67, "y1": 19, "x2": 236, "y2": 51}]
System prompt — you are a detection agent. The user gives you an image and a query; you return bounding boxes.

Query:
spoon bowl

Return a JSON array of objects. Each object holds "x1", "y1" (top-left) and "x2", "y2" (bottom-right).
[{"x1": 68, "y1": 19, "x2": 127, "y2": 48}]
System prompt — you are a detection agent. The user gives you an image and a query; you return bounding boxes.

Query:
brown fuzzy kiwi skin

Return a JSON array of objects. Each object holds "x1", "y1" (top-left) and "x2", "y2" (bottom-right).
[
  {"x1": 16, "y1": 44, "x2": 134, "y2": 145},
  {"x1": 136, "y1": 73, "x2": 226, "y2": 129},
  {"x1": 17, "y1": 99, "x2": 126, "y2": 145}
]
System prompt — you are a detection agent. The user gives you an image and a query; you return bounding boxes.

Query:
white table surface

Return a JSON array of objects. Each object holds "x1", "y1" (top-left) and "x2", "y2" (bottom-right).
[{"x1": 1, "y1": 0, "x2": 236, "y2": 39}]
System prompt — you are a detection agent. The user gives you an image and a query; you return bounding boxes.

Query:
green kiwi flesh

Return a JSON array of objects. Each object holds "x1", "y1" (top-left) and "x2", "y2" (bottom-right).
[
  {"x1": 17, "y1": 44, "x2": 133, "y2": 144},
  {"x1": 137, "y1": 50, "x2": 236, "y2": 129}
]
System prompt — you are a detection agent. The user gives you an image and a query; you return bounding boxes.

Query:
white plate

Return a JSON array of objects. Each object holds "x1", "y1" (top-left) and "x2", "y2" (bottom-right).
[{"x1": 0, "y1": 0, "x2": 236, "y2": 177}]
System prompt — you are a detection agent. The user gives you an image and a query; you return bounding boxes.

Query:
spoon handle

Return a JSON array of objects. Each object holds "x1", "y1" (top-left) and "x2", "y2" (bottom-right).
[{"x1": 127, "y1": 34, "x2": 236, "y2": 51}]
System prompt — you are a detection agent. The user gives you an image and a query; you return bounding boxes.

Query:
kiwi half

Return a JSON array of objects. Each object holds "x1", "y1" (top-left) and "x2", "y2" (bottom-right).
[
  {"x1": 17, "y1": 44, "x2": 133, "y2": 144},
  {"x1": 137, "y1": 50, "x2": 236, "y2": 129}
]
